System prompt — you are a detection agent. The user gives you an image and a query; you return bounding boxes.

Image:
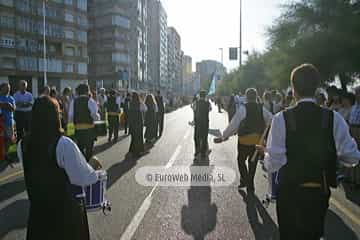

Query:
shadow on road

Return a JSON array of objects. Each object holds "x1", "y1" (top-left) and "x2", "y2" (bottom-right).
[
  {"x1": 0, "y1": 199, "x2": 29, "y2": 239},
  {"x1": 239, "y1": 190, "x2": 279, "y2": 240},
  {"x1": 93, "y1": 135, "x2": 129, "y2": 155},
  {"x1": 0, "y1": 179, "x2": 26, "y2": 202},
  {"x1": 181, "y1": 156, "x2": 218, "y2": 240},
  {"x1": 106, "y1": 155, "x2": 139, "y2": 189},
  {"x1": 325, "y1": 209, "x2": 358, "y2": 240}
]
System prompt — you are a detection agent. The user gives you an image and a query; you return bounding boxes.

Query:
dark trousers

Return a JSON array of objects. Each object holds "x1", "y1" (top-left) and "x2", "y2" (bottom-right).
[
  {"x1": 124, "y1": 112, "x2": 129, "y2": 134},
  {"x1": 237, "y1": 144, "x2": 258, "y2": 189},
  {"x1": 108, "y1": 115, "x2": 119, "y2": 141},
  {"x1": 15, "y1": 111, "x2": 31, "y2": 142},
  {"x1": 157, "y1": 112, "x2": 164, "y2": 137},
  {"x1": 277, "y1": 186, "x2": 330, "y2": 240},
  {"x1": 74, "y1": 128, "x2": 95, "y2": 161},
  {"x1": 194, "y1": 125, "x2": 208, "y2": 155}
]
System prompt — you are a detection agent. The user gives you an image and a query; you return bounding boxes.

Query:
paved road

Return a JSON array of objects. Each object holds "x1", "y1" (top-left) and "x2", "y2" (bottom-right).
[{"x1": 0, "y1": 105, "x2": 359, "y2": 240}]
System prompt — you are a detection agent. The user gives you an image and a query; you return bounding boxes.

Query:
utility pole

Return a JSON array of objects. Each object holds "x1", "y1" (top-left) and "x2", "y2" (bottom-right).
[
  {"x1": 43, "y1": 0, "x2": 47, "y2": 86},
  {"x1": 219, "y1": 48, "x2": 224, "y2": 65},
  {"x1": 239, "y1": 0, "x2": 242, "y2": 66}
]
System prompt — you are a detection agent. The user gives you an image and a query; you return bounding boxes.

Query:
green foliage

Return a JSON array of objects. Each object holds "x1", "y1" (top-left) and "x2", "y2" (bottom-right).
[{"x1": 218, "y1": 0, "x2": 360, "y2": 94}]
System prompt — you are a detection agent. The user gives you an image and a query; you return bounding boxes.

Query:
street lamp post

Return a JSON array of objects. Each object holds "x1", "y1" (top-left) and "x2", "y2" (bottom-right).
[
  {"x1": 43, "y1": 0, "x2": 47, "y2": 86},
  {"x1": 239, "y1": 0, "x2": 242, "y2": 66},
  {"x1": 219, "y1": 48, "x2": 224, "y2": 65}
]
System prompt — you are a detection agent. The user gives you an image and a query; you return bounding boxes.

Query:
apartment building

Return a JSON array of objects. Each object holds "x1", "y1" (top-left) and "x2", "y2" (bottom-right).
[
  {"x1": 167, "y1": 26, "x2": 181, "y2": 94},
  {"x1": 0, "y1": 0, "x2": 89, "y2": 95},
  {"x1": 182, "y1": 54, "x2": 192, "y2": 96},
  {"x1": 88, "y1": 0, "x2": 148, "y2": 90},
  {"x1": 196, "y1": 60, "x2": 227, "y2": 89},
  {"x1": 147, "y1": 0, "x2": 168, "y2": 91}
]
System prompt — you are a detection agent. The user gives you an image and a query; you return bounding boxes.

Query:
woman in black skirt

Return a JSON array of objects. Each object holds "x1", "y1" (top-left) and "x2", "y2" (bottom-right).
[
  {"x1": 18, "y1": 96, "x2": 99, "y2": 240},
  {"x1": 128, "y1": 92, "x2": 147, "y2": 157},
  {"x1": 144, "y1": 94, "x2": 158, "y2": 143}
]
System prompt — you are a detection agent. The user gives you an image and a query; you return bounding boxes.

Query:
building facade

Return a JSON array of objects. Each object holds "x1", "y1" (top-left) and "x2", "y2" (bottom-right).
[
  {"x1": 88, "y1": 0, "x2": 147, "y2": 90},
  {"x1": 196, "y1": 60, "x2": 226, "y2": 89},
  {"x1": 166, "y1": 26, "x2": 181, "y2": 94},
  {"x1": 182, "y1": 54, "x2": 192, "y2": 96},
  {"x1": 0, "y1": 0, "x2": 89, "y2": 96},
  {"x1": 147, "y1": 0, "x2": 167, "y2": 91}
]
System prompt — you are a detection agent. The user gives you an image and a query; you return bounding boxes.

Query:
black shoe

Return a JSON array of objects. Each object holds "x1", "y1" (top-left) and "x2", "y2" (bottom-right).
[{"x1": 238, "y1": 181, "x2": 247, "y2": 190}]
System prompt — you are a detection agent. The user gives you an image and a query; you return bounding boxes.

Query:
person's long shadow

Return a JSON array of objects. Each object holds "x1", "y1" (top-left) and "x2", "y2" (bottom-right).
[
  {"x1": 325, "y1": 209, "x2": 358, "y2": 240},
  {"x1": 0, "y1": 179, "x2": 26, "y2": 202},
  {"x1": 0, "y1": 199, "x2": 29, "y2": 239},
  {"x1": 181, "y1": 156, "x2": 218, "y2": 240},
  {"x1": 106, "y1": 154, "x2": 142, "y2": 189},
  {"x1": 239, "y1": 190, "x2": 279, "y2": 240},
  {"x1": 93, "y1": 134, "x2": 129, "y2": 155}
]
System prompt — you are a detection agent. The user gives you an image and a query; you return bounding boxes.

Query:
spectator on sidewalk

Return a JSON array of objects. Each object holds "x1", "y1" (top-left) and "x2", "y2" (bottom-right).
[
  {"x1": 14, "y1": 80, "x2": 33, "y2": 142},
  {"x1": 0, "y1": 83, "x2": 15, "y2": 159}
]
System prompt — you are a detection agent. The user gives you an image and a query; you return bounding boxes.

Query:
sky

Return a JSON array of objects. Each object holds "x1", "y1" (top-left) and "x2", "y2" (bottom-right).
[{"x1": 161, "y1": 0, "x2": 288, "y2": 71}]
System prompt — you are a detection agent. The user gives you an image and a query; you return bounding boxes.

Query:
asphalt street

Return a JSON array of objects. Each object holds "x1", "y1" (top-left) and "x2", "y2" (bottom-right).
[{"x1": 0, "y1": 104, "x2": 359, "y2": 240}]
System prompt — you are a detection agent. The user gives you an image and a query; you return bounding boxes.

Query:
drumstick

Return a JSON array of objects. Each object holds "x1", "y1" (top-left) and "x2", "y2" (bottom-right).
[{"x1": 250, "y1": 124, "x2": 271, "y2": 163}]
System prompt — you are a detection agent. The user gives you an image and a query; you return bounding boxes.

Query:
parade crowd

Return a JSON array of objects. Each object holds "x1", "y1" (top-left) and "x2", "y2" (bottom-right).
[{"x1": 2, "y1": 63, "x2": 360, "y2": 240}]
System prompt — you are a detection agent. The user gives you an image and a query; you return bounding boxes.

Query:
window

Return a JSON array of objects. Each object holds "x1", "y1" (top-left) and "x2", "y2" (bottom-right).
[
  {"x1": 65, "y1": 30, "x2": 74, "y2": 39},
  {"x1": 77, "y1": 31, "x2": 87, "y2": 43},
  {"x1": 112, "y1": 53, "x2": 129, "y2": 63},
  {"x1": 65, "y1": 63, "x2": 74, "y2": 72},
  {"x1": 78, "y1": 62, "x2": 87, "y2": 74},
  {"x1": 0, "y1": 36, "x2": 15, "y2": 48},
  {"x1": 64, "y1": 0, "x2": 73, "y2": 5},
  {"x1": 65, "y1": 46, "x2": 75, "y2": 56},
  {"x1": 77, "y1": 0, "x2": 87, "y2": 11},
  {"x1": 65, "y1": 12, "x2": 74, "y2": 23},
  {"x1": 112, "y1": 15, "x2": 130, "y2": 29}
]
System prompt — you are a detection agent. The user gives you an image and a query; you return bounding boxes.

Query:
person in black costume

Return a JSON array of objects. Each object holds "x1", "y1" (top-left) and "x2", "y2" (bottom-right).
[
  {"x1": 155, "y1": 90, "x2": 165, "y2": 137},
  {"x1": 144, "y1": 94, "x2": 158, "y2": 143},
  {"x1": 18, "y1": 96, "x2": 99, "y2": 240},
  {"x1": 128, "y1": 92, "x2": 147, "y2": 157},
  {"x1": 193, "y1": 90, "x2": 212, "y2": 158},
  {"x1": 121, "y1": 92, "x2": 131, "y2": 135},
  {"x1": 106, "y1": 89, "x2": 121, "y2": 142},
  {"x1": 227, "y1": 95, "x2": 236, "y2": 123}
]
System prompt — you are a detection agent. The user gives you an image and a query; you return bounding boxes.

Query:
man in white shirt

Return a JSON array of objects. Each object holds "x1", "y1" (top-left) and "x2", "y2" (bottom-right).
[
  {"x1": 68, "y1": 83, "x2": 100, "y2": 161},
  {"x1": 215, "y1": 88, "x2": 273, "y2": 192},
  {"x1": 261, "y1": 64, "x2": 360, "y2": 239}
]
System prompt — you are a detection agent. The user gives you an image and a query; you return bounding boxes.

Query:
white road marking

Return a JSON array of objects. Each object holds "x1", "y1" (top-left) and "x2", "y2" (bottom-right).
[
  {"x1": 183, "y1": 129, "x2": 191, "y2": 140},
  {"x1": 165, "y1": 145, "x2": 182, "y2": 169},
  {"x1": 120, "y1": 143, "x2": 182, "y2": 240}
]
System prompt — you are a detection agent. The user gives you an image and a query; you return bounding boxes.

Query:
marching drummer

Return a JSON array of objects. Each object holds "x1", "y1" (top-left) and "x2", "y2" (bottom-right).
[
  {"x1": 69, "y1": 83, "x2": 100, "y2": 161},
  {"x1": 259, "y1": 64, "x2": 360, "y2": 239},
  {"x1": 105, "y1": 89, "x2": 121, "y2": 143},
  {"x1": 214, "y1": 88, "x2": 273, "y2": 192},
  {"x1": 18, "y1": 96, "x2": 100, "y2": 240}
]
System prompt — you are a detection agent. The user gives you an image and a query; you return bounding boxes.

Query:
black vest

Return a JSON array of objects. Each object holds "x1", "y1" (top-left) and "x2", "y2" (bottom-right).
[
  {"x1": 106, "y1": 96, "x2": 119, "y2": 113},
  {"x1": 22, "y1": 136, "x2": 89, "y2": 239},
  {"x1": 74, "y1": 96, "x2": 93, "y2": 124},
  {"x1": 195, "y1": 99, "x2": 210, "y2": 124},
  {"x1": 238, "y1": 103, "x2": 265, "y2": 136},
  {"x1": 280, "y1": 102, "x2": 337, "y2": 188}
]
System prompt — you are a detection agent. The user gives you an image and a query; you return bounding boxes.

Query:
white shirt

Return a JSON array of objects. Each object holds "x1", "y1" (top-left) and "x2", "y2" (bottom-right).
[
  {"x1": 264, "y1": 98, "x2": 360, "y2": 173},
  {"x1": 68, "y1": 96, "x2": 100, "y2": 123},
  {"x1": 17, "y1": 136, "x2": 99, "y2": 186},
  {"x1": 140, "y1": 102, "x2": 148, "y2": 112},
  {"x1": 222, "y1": 103, "x2": 273, "y2": 139}
]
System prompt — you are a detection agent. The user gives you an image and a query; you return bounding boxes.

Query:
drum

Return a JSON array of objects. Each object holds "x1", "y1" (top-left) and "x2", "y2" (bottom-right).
[
  {"x1": 73, "y1": 170, "x2": 111, "y2": 212},
  {"x1": 94, "y1": 121, "x2": 107, "y2": 137}
]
